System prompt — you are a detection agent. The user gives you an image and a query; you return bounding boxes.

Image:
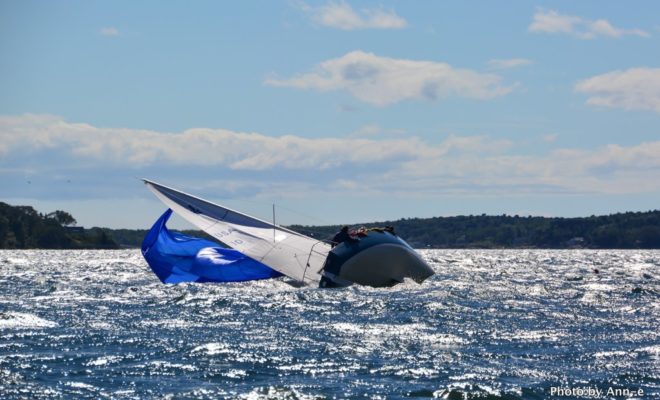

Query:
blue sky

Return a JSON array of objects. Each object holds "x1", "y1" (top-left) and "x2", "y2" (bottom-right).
[{"x1": 1, "y1": 1, "x2": 659, "y2": 228}]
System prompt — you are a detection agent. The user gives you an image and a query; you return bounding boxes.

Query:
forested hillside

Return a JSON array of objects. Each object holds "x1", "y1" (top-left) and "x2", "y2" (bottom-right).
[
  {"x1": 2, "y1": 202, "x2": 659, "y2": 249},
  {"x1": 290, "y1": 211, "x2": 660, "y2": 249},
  {"x1": 0, "y1": 202, "x2": 117, "y2": 249}
]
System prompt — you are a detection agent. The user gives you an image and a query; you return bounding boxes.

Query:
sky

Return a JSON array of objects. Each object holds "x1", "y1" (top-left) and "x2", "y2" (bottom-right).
[{"x1": 1, "y1": 1, "x2": 659, "y2": 229}]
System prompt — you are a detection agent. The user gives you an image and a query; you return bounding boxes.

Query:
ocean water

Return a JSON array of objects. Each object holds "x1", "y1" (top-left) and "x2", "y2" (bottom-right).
[{"x1": 0, "y1": 249, "x2": 658, "y2": 399}]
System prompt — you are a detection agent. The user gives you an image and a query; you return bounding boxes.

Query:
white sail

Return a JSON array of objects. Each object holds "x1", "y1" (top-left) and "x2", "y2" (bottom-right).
[{"x1": 143, "y1": 179, "x2": 329, "y2": 285}]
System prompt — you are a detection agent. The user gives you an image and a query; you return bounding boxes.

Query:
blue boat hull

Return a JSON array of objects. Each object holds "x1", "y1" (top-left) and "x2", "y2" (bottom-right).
[{"x1": 320, "y1": 231, "x2": 434, "y2": 287}]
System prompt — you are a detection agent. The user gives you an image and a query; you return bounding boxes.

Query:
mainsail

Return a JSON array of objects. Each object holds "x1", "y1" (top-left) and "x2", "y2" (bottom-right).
[{"x1": 143, "y1": 179, "x2": 330, "y2": 286}]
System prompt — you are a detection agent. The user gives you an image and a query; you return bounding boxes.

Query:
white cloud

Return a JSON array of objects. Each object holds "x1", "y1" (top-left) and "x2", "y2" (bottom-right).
[
  {"x1": 265, "y1": 51, "x2": 514, "y2": 105},
  {"x1": 349, "y1": 124, "x2": 381, "y2": 137},
  {"x1": 2, "y1": 115, "x2": 659, "y2": 198},
  {"x1": 348, "y1": 124, "x2": 406, "y2": 137},
  {"x1": 529, "y1": 9, "x2": 581, "y2": 35},
  {"x1": 0, "y1": 114, "x2": 437, "y2": 169},
  {"x1": 299, "y1": 1, "x2": 406, "y2": 30},
  {"x1": 99, "y1": 27, "x2": 120, "y2": 37},
  {"x1": 575, "y1": 68, "x2": 660, "y2": 113},
  {"x1": 542, "y1": 134, "x2": 558, "y2": 143},
  {"x1": 387, "y1": 140, "x2": 660, "y2": 196},
  {"x1": 529, "y1": 9, "x2": 649, "y2": 39},
  {"x1": 487, "y1": 58, "x2": 533, "y2": 70}
]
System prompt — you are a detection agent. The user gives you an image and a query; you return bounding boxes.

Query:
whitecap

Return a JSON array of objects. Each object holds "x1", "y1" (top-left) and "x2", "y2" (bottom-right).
[
  {"x1": 191, "y1": 342, "x2": 231, "y2": 355},
  {"x1": 0, "y1": 312, "x2": 58, "y2": 329},
  {"x1": 593, "y1": 350, "x2": 630, "y2": 358},
  {"x1": 223, "y1": 369, "x2": 248, "y2": 378},
  {"x1": 65, "y1": 381, "x2": 96, "y2": 390},
  {"x1": 635, "y1": 345, "x2": 660, "y2": 359},
  {"x1": 86, "y1": 355, "x2": 122, "y2": 366}
]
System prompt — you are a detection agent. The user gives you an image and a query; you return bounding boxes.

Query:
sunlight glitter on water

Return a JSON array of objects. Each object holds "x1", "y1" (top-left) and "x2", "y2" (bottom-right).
[{"x1": 0, "y1": 249, "x2": 658, "y2": 399}]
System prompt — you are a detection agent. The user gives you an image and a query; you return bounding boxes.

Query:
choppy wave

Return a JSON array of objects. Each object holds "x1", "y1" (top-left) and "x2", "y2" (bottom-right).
[{"x1": 0, "y1": 249, "x2": 658, "y2": 399}]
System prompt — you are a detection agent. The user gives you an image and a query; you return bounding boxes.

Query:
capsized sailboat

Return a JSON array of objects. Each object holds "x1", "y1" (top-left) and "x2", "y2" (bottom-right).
[{"x1": 141, "y1": 179, "x2": 434, "y2": 287}]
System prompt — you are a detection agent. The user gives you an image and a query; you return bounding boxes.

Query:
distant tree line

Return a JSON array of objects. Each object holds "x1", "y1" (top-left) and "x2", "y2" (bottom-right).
[
  {"x1": 2, "y1": 202, "x2": 659, "y2": 249},
  {"x1": 95, "y1": 227, "x2": 215, "y2": 248},
  {"x1": 0, "y1": 202, "x2": 117, "y2": 249},
  {"x1": 289, "y1": 211, "x2": 660, "y2": 249}
]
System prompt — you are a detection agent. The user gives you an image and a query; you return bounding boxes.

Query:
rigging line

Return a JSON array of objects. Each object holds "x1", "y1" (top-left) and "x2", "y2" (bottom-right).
[
  {"x1": 270, "y1": 203, "x2": 335, "y2": 226},
  {"x1": 284, "y1": 227, "x2": 336, "y2": 244},
  {"x1": 208, "y1": 197, "x2": 333, "y2": 227},
  {"x1": 271, "y1": 204, "x2": 335, "y2": 243}
]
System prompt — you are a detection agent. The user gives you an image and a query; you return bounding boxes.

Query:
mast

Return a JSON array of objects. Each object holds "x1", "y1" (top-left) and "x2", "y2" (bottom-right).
[{"x1": 272, "y1": 203, "x2": 276, "y2": 243}]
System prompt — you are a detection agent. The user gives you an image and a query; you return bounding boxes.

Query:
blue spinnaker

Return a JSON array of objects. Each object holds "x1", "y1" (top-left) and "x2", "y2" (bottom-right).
[{"x1": 141, "y1": 209, "x2": 282, "y2": 284}]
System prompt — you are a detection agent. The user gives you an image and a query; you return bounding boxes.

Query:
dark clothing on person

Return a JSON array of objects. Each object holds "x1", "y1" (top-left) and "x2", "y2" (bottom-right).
[{"x1": 331, "y1": 227, "x2": 358, "y2": 248}]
